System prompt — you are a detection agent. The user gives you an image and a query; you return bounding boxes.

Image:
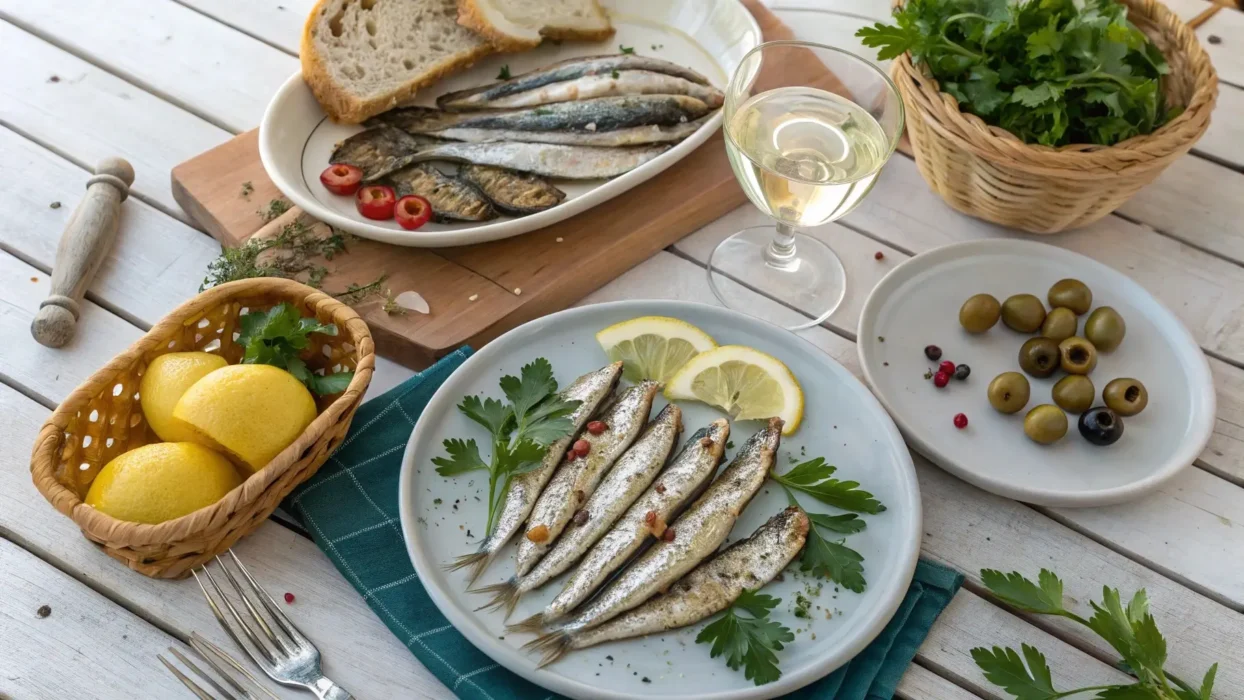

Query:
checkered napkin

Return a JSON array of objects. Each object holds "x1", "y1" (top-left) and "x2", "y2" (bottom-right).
[{"x1": 285, "y1": 348, "x2": 964, "y2": 699}]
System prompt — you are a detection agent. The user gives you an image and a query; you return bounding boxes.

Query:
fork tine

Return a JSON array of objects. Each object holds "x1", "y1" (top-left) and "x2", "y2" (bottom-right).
[
  {"x1": 228, "y1": 550, "x2": 312, "y2": 647},
  {"x1": 194, "y1": 566, "x2": 277, "y2": 668},
  {"x1": 159, "y1": 653, "x2": 217, "y2": 700},
  {"x1": 215, "y1": 555, "x2": 294, "y2": 656},
  {"x1": 191, "y1": 633, "x2": 282, "y2": 700},
  {"x1": 169, "y1": 647, "x2": 239, "y2": 700}
]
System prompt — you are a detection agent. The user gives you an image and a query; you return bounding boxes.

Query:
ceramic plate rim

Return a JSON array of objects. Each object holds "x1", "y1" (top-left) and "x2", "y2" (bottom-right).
[
  {"x1": 856, "y1": 239, "x2": 1216, "y2": 507},
  {"x1": 398, "y1": 300, "x2": 923, "y2": 700}
]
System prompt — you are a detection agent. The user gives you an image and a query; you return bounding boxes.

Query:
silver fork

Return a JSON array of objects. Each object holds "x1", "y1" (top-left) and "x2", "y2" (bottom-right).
[
  {"x1": 158, "y1": 632, "x2": 281, "y2": 700},
  {"x1": 193, "y1": 551, "x2": 354, "y2": 700}
]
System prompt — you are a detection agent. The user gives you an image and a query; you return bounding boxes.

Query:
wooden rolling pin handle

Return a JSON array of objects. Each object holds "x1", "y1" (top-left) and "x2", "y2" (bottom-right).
[{"x1": 31, "y1": 157, "x2": 135, "y2": 348}]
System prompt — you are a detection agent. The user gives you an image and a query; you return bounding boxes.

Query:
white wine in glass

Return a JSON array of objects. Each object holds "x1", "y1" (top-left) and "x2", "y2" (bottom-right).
[{"x1": 710, "y1": 41, "x2": 903, "y2": 330}]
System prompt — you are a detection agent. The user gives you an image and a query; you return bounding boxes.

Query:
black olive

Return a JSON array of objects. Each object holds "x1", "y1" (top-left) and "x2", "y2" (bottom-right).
[{"x1": 1078, "y1": 407, "x2": 1124, "y2": 446}]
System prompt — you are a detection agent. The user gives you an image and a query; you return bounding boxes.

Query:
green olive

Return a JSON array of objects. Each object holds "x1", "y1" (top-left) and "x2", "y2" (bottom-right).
[
  {"x1": 1001, "y1": 294, "x2": 1047, "y2": 333},
  {"x1": 987, "y1": 371, "x2": 1031, "y2": 414},
  {"x1": 1059, "y1": 336, "x2": 1098, "y2": 375},
  {"x1": 1052, "y1": 375, "x2": 1095, "y2": 413},
  {"x1": 1018, "y1": 337, "x2": 1061, "y2": 378},
  {"x1": 1103, "y1": 378, "x2": 1148, "y2": 416},
  {"x1": 1041, "y1": 307, "x2": 1078, "y2": 342},
  {"x1": 1024, "y1": 404, "x2": 1068, "y2": 444},
  {"x1": 1085, "y1": 307, "x2": 1126, "y2": 352},
  {"x1": 1048, "y1": 279, "x2": 1093, "y2": 315},
  {"x1": 960, "y1": 293, "x2": 1002, "y2": 333}
]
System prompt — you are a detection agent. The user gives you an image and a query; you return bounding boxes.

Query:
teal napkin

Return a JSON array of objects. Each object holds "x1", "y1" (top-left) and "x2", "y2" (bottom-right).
[{"x1": 285, "y1": 349, "x2": 964, "y2": 700}]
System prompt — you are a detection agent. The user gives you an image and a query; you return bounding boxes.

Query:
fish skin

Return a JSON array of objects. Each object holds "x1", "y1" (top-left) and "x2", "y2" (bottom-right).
[
  {"x1": 437, "y1": 70, "x2": 725, "y2": 110},
  {"x1": 383, "y1": 163, "x2": 495, "y2": 222},
  {"x1": 510, "y1": 419, "x2": 731, "y2": 633},
  {"x1": 445, "y1": 362, "x2": 622, "y2": 584},
  {"x1": 436, "y1": 54, "x2": 713, "y2": 110},
  {"x1": 329, "y1": 125, "x2": 423, "y2": 181},
  {"x1": 425, "y1": 114, "x2": 714, "y2": 147},
  {"x1": 525, "y1": 417, "x2": 782, "y2": 648},
  {"x1": 371, "y1": 96, "x2": 711, "y2": 134},
  {"x1": 460, "y1": 165, "x2": 566, "y2": 216},
  {"x1": 514, "y1": 380, "x2": 661, "y2": 577},
  {"x1": 474, "y1": 405, "x2": 683, "y2": 617},
  {"x1": 552, "y1": 506, "x2": 809, "y2": 661},
  {"x1": 409, "y1": 142, "x2": 670, "y2": 179}
]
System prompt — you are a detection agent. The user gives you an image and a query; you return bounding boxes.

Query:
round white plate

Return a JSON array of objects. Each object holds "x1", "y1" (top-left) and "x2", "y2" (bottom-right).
[
  {"x1": 259, "y1": 0, "x2": 759, "y2": 248},
  {"x1": 399, "y1": 300, "x2": 921, "y2": 700},
  {"x1": 857, "y1": 239, "x2": 1216, "y2": 507}
]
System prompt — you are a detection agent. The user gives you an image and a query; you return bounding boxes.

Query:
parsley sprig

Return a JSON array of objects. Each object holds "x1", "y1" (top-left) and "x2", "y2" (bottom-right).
[
  {"x1": 236, "y1": 303, "x2": 353, "y2": 395},
  {"x1": 433, "y1": 359, "x2": 581, "y2": 534},
  {"x1": 857, "y1": 0, "x2": 1172, "y2": 146},
  {"x1": 696, "y1": 590, "x2": 794, "y2": 687},
  {"x1": 974, "y1": 569, "x2": 1219, "y2": 700}
]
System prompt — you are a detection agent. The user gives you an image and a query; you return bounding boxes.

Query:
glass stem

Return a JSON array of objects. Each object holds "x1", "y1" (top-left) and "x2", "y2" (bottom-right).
[{"x1": 765, "y1": 221, "x2": 799, "y2": 270}]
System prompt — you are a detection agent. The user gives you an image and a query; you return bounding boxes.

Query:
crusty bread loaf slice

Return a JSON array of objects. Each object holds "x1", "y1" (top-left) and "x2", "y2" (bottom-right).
[
  {"x1": 301, "y1": 0, "x2": 494, "y2": 124},
  {"x1": 457, "y1": 0, "x2": 614, "y2": 51}
]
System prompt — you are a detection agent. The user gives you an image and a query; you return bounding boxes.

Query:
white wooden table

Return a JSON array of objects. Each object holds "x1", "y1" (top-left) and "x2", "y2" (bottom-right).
[{"x1": 1, "y1": 1, "x2": 1242, "y2": 698}]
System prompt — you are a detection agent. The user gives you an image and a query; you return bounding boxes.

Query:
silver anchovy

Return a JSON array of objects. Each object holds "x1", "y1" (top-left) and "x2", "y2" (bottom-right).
[
  {"x1": 424, "y1": 114, "x2": 714, "y2": 147},
  {"x1": 437, "y1": 70, "x2": 724, "y2": 111},
  {"x1": 508, "y1": 419, "x2": 729, "y2": 634},
  {"x1": 474, "y1": 404, "x2": 683, "y2": 617},
  {"x1": 373, "y1": 96, "x2": 710, "y2": 136},
  {"x1": 384, "y1": 163, "x2": 495, "y2": 222},
  {"x1": 514, "y1": 380, "x2": 661, "y2": 577},
  {"x1": 445, "y1": 362, "x2": 622, "y2": 584},
  {"x1": 410, "y1": 141, "x2": 670, "y2": 179},
  {"x1": 329, "y1": 125, "x2": 424, "y2": 181},
  {"x1": 537, "y1": 506, "x2": 809, "y2": 666},
  {"x1": 525, "y1": 418, "x2": 782, "y2": 655},
  {"x1": 459, "y1": 164, "x2": 566, "y2": 215},
  {"x1": 436, "y1": 54, "x2": 713, "y2": 110}
]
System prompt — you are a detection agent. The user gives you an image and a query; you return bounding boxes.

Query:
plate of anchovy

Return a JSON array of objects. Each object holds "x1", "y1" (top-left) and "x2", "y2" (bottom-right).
[
  {"x1": 400, "y1": 300, "x2": 922, "y2": 699},
  {"x1": 260, "y1": 0, "x2": 761, "y2": 247}
]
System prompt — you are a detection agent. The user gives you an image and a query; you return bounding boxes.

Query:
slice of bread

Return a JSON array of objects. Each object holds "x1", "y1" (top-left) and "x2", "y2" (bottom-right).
[
  {"x1": 302, "y1": 0, "x2": 494, "y2": 124},
  {"x1": 457, "y1": 0, "x2": 614, "y2": 51}
]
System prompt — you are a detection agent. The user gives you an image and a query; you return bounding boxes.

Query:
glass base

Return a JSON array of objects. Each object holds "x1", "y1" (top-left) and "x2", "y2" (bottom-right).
[{"x1": 706, "y1": 225, "x2": 846, "y2": 330}]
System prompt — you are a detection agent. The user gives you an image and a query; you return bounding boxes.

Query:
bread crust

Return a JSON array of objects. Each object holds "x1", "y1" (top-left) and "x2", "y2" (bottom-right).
[
  {"x1": 300, "y1": 0, "x2": 494, "y2": 123},
  {"x1": 456, "y1": 0, "x2": 615, "y2": 52}
]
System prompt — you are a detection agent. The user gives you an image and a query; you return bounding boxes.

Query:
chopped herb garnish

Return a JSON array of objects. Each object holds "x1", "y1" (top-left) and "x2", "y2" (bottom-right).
[
  {"x1": 240, "y1": 180, "x2": 254, "y2": 199},
  {"x1": 697, "y1": 589, "x2": 793, "y2": 686},
  {"x1": 619, "y1": 44, "x2": 634, "y2": 54},
  {"x1": 611, "y1": 69, "x2": 620, "y2": 79},
  {"x1": 259, "y1": 197, "x2": 292, "y2": 223},
  {"x1": 497, "y1": 64, "x2": 511, "y2": 80},
  {"x1": 382, "y1": 289, "x2": 407, "y2": 315}
]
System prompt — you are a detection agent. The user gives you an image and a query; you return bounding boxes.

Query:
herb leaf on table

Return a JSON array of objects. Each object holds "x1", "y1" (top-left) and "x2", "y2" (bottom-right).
[
  {"x1": 696, "y1": 589, "x2": 794, "y2": 687},
  {"x1": 236, "y1": 302, "x2": 353, "y2": 396}
]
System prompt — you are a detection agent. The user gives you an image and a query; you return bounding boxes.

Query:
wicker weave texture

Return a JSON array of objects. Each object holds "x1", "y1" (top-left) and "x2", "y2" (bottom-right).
[
  {"x1": 892, "y1": 0, "x2": 1218, "y2": 233},
  {"x1": 29, "y1": 278, "x2": 375, "y2": 579}
]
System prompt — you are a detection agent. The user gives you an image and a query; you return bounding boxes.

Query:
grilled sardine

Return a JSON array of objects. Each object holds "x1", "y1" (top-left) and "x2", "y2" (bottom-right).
[
  {"x1": 422, "y1": 114, "x2": 714, "y2": 148},
  {"x1": 537, "y1": 506, "x2": 809, "y2": 666},
  {"x1": 475, "y1": 404, "x2": 683, "y2": 617},
  {"x1": 446, "y1": 362, "x2": 622, "y2": 584},
  {"x1": 384, "y1": 164, "x2": 495, "y2": 222},
  {"x1": 459, "y1": 165, "x2": 565, "y2": 215},
  {"x1": 410, "y1": 141, "x2": 669, "y2": 179},
  {"x1": 371, "y1": 96, "x2": 711, "y2": 135},
  {"x1": 514, "y1": 380, "x2": 661, "y2": 577},
  {"x1": 435, "y1": 70, "x2": 724, "y2": 111},
  {"x1": 329, "y1": 125, "x2": 422, "y2": 181},
  {"x1": 525, "y1": 418, "x2": 782, "y2": 653},
  {"x1": 509, "y1": 419, "x2": 729, "y2": 634},
  {"x1": 436, "y1": 54, "x2": 714, "y2": 111}
]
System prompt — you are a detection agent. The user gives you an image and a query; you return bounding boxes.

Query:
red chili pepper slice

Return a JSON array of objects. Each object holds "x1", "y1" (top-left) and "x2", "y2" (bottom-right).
[
  {"x1": 319, "y1": 164, "x2": 363, "y2": 196},
  {"x1": 394, "y1": 194, "x2": 433, "y2": 230},
  {"x1": 356, "y1": 185, "x2": 396, "y2": 220}
]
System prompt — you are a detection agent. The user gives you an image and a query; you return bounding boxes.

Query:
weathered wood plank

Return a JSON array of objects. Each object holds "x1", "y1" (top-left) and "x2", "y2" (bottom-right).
[
  {"x1": 174, "y1": 0, "x2": 313, "y2": 56},
  {"x1": 896, "y1": 663, "x2": 984, "y2": 700}
]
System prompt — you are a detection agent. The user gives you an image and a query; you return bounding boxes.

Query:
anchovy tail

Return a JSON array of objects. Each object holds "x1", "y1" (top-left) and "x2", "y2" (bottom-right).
[
  {"x1": 470, "y1": 579, "x2": 522, "y2": 619},
  {"x1": 444, "y1": 549, "x2": 491, "y2": 584},
  {"x1": 525, "y1": 628, "x2": 573, "y2": 668},
  {"x1": 506, "y1": 613, "x2": 546, "y2": 635}
]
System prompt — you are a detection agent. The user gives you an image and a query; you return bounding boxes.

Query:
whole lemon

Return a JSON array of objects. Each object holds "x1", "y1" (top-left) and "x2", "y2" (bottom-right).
[
  {"x1": 173, "y1": 364, "x2": 317, "y2": 474},
  {"x1": 85, "y1": 443, "x2": 242, "y2": 524},
  {"x1": 140, "y1": 352, "x2": 228, "y2": 442}
]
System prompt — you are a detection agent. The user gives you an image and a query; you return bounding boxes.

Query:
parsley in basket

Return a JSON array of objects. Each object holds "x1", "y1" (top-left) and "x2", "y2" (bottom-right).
[
  {"x1": 236, "y1": 303, "x2": 354, "y2": 396},
  {"x1": 857, "y1": 0, "x2": 1174, "y2": 146}
]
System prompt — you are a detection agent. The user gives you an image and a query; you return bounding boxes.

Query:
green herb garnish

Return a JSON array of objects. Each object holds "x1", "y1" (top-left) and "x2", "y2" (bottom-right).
[
  {"x1": 619, "y1": 44, "x2": 634, "y2": 54},
  {"x1": 236, "y1": 302, "x2": 353, "y2": 395},
  {"x1": 433, "y1": 359, "x2": 581, "y2": 534},
  {"x1": 974, "y1": 568, "x2": 1219, "y2": 700},
  {"x1": 857, "y1": 0, "x2": 1172, "y2": 146},
  {"x1": 240, "y1": 181, "x2": 254, "y2": 199},
  {"x1": 773, "y1": 458, "x2": 885, "y2": 514},
  {"x1": 696, "y1": 589, "x2": 793, "y2": 686},
  {"x1": 611, "y1": 69, "x2": 620, "y2": 80},
  {"x1": 497, "y1": 64, "x2": 511, "y2": 80},
  {"x1": 259, "y1": 197, "x2": 292, "y2": 222}
]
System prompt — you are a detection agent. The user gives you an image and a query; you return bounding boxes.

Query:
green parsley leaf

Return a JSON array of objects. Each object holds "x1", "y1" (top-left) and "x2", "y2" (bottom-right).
[
  {"x1": 1200, "y1": 663, "x2": 1219, "y2": 700},
  {"x1": 807, "y1": 512, "x2": 866, "y2": 534},
  {"x1": 308, "y1": 371, "x2": 353, "y2": 396},
  {"x1": 459, "y1": 395, "x2": 512, "y2": 436},
  {"x1": 496, "y1": 64, "x2": 511, "y2": 80},
  {"x1": 1094, "y1": 685, "x2": 1163, "y2": 699},
  {"x1": 981, "y1": 569, "x2": 1069, "y2": 615},
  {"x1": 798, "y1": 525, "x2": 866, "y2": 592},
  {"x1": 235, "y1": 302, "x2": 353, "y2": 395},
  {"x1": 696, "y1": 589, "x2": 793, "y2": 686},
  {"x1": 619, "y1": 44, "x2": 634, "y2": 54},
  {"x1": 970, "y1": 644, "x2": 1060, "y2": 700},
  {"x1": 773, "y1": 458, "x2": 885, "y2": 514},
  {"x1": 432, "y1": 438, "x2": 488, "y2": 476}
]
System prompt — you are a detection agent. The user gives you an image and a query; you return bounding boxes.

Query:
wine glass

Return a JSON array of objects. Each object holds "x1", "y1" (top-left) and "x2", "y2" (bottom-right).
[{"x1": 709, "y1": 40, "x2": 904, "y2": 330}]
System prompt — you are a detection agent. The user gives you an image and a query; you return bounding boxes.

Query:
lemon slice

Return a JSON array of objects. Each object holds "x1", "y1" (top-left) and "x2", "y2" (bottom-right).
[
  {"x1": 596, "y1": 316, "x2": 718, "y2": 383},
  {"x1": 665, "y1": 345, "x2": 803, "y2": 434}
]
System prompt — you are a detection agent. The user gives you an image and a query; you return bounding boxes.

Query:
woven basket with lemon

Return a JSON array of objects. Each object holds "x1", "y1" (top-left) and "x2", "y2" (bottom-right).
[{"x1": 30, "y1": 278, "x2": 373, "y2": 578}]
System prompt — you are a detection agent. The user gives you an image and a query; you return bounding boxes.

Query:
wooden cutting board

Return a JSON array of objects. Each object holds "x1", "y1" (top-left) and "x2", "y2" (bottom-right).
[{"x1": 170, "y1": 1, "x2": 826, "y2": 369}]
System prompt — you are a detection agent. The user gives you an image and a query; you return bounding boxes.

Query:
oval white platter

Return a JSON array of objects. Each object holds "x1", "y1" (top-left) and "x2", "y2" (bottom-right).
[
  {"x1": 857, "y1": 239, "x2": 1216, "y2": 508},
  {"x1": 399, "y1": 300, "x2": 922, "y2": 700},
  {"x1": 259, "y1": 0, "x2": 759, "y2": 248}
]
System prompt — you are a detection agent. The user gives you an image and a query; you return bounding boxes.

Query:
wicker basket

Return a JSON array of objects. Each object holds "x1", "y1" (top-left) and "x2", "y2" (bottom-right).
[
  {"x1": 30, "y1": 278, "x2": 374, "y2": 579},
  {"x1": 892, "y1": 0, "x2": 1218, "y2": 233}
]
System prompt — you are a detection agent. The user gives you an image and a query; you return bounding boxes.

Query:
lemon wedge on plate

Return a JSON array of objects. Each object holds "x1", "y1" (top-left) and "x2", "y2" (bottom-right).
[
  {"x1": 665, "y1": 345, "x2": 803, "y2": 434},
  {"x1": 596, "y1": 316, "x2": 717, "y2": 383}
]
